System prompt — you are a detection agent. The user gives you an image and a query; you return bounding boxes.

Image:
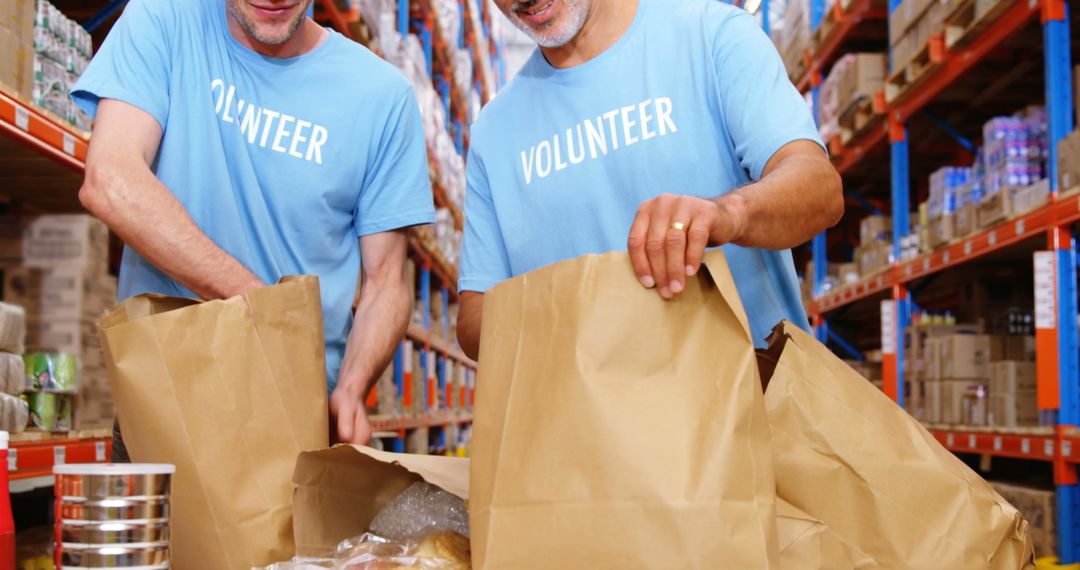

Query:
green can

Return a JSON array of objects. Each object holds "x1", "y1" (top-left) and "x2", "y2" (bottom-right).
[
  {"x1": 24, "y1": 353, "x2": 79, "y2": 393},
  {"x1": 28, "y1": 392, "x2": 72, "y2": 431}
]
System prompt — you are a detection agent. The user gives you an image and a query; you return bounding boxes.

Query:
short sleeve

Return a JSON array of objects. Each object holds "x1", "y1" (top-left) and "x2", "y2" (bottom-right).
[
  {"x1": 70, "y1": 0, "x2": 174, "y2": 129},
  {"x1": 458, "y1": 144, "x2": 512, "y2": 293},
  {"x1": 710, "y1": 9, "x2": 824, "y2": 180},
  {"x1": 354, "y1": 87, "x2": 435, "y2": 237}
]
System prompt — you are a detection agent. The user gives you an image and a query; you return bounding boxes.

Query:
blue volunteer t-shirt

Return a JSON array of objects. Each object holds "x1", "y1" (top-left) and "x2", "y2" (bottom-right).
[
  {"x1": 460, "y1": 0, "x2": 822, "y2": 346},
  {"x1": 72, "y1": 0, "x2": 435, "y2": 389}
]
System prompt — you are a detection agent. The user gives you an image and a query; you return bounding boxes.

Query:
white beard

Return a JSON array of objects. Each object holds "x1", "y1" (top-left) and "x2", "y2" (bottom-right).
[{"x1": 507, "y1": 0, "x2": 590, "y2": 48}]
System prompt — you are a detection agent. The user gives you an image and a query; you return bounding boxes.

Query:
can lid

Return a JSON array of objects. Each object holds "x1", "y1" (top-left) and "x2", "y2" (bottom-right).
[
  {"x1": 0, "y1": 431, "x2": 8, "y2": 450},
  {"x1": 53, "y1": 463, "x2": 176, "y2": 476}
]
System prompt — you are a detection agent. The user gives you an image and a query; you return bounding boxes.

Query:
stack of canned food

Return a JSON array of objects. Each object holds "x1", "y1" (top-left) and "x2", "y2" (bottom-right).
[{"x1": 53, "y1": 463, "x2": 175, "y2": 569}]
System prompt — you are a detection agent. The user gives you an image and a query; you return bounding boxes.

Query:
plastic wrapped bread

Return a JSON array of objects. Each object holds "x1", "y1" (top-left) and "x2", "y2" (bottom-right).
[
  {"x1": 0, "y1": 303, "x2": 26, "y2": 354},
  {"x1": 0, "y1": 393, "x2": 28, "y2": 434}
]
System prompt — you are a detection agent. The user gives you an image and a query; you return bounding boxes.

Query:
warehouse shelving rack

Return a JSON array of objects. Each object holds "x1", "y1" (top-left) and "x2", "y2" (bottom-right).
[
  {"x1": 319, "y1": 0, "x2": 502, "y2": 455},
  {"x1": 0, "y1": 0, "x2": 502, "y2": 482},
  {"x1": 761, "y1": 0, "x2": 1080, "y2": 558}
]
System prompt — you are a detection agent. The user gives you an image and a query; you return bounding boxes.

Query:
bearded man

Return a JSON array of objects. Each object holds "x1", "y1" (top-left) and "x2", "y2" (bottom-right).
[{"x1": 73, "y1": 0, "x2": 435, "y2": 453}]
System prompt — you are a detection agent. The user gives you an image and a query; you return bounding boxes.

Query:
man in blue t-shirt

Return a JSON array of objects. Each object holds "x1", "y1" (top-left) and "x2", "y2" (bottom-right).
[
  {"x1": 73, "y1": 0, "x2": 435, "y2": 448},
  {"x1": 456, "y1": 0, "x2": 843, "y2": 358}
]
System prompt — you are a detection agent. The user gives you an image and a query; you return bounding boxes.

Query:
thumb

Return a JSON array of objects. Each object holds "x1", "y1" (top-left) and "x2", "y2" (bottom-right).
[{"x1": 336, "y1": 398, "x2": 355, "y2": 442}]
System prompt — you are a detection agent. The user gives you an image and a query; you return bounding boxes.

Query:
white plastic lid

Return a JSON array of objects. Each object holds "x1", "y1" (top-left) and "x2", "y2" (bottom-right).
[
  {"x1": 0, "y1": 431, "x2": 8, "y2": 450},
  {"x1": 53, "y1": 463, "x2": 176, "y2": 476}
]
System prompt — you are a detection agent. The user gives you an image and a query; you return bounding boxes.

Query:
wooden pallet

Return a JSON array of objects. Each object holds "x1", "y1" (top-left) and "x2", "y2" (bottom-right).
[
  {"x1": 885, "y1": 33, "x2": 946, "y2": 103},
  {"x1": 837, "y1": 90, "x2": 885, "y2": 145},
  {"x1": 944, "y1": 0, "x2": 1018, "y2": 50}
]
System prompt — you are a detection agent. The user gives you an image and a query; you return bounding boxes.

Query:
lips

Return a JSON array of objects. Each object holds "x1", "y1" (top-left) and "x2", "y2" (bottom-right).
[
  {"x1": 249, "y1": 2, "x2": 295, "y2": 19},
  {"x1": 514, "y1": 0, "x2": 555, "y2": 26}
]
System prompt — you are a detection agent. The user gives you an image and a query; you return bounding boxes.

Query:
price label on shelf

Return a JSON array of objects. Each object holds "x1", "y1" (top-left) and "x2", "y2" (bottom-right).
[
  {"x1": 54, "y1": 445, "x2": 66, "y2": 466},
  {"x1": 905, "y1": 265, "x2": 912, "y2": 277},
  {"x1": 988, "y1": 231, "x2": 997, "y2": 246},
  {"x1": 1045, "y1": 440, "x2": 1054, "y2": 456},
  {"x1": 8, "y1": 449, "x2": 16, "y2": 472},
  {"x1": 1065, "y1": 441, "x2": 1073, "y2": 457},
  {"x1": 875, "y1": 276, "x2": 883, "y2": 288},
  {"x1": 964, "y1": 241, "x2": 972, "y2": 256},
  {"x1": 880, "y1": 300, "x2": 896, "y2": 355},
  {"x1": 95, "y1": 441, "x2": 106, "y2": 462},
  {"x1": 62, "y1": 133, "x2": 75, "y2": 156},
  {"x1": 14, "y1": 106, "x2": 29, "y2": 130},
  {"x1": 968, "y1": 434, "x2": 976, "y2": 448},
  {"x1": 1016, "y1": 220, "x2": 1025, "y2": 235},
  {"x1": 946, "y1": 433, "x2": 955, "y2": 447},
  {"x1": 923, "y1": 258, "x2": 930, "y2": 272},
  {"x1": 943, "y1": 251, "x2": 950, "y2": 264},
  {"x1": 1034, "y1": 252, "x2": 1056, "y2": 330},
  {"x1": 1021, "y1": 439, "x2": 1031, "y2": 454},
  {"x1": 993, "y1": 437, "x2": 1002, "y2": 451}
]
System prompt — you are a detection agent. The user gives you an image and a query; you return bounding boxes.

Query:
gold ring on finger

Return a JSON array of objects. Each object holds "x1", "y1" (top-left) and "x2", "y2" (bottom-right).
[{"x1": 671, "y1": 221, "x2": 687, "y2": 232}]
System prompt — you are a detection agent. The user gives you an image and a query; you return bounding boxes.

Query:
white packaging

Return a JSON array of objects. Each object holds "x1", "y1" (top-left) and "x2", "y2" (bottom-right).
[
  {"x1": 0, "y1": 303, "x2": 27, "y2": 354},
  {"x1": 0, "y1": 353, "x2": 25, "y2": 395}
]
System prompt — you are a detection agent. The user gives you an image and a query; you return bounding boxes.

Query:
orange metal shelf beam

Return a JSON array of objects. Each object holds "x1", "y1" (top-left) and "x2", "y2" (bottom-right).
[
  {"x1": 0, "y1": 88, "x2": 87, "y2": 173},
  {"x1": 796, "y1": 0, "x2": 888, "y2": 93},
  {"x1": 833, "y1": 121, "x2": 888, "y2": 175},
  {"x1": 929, "y1": 428, "x2": 1057, "y2": 461},
  {"x1": 369, "y1": 411, "x2": 473, "y2": 432},
  {"x1": 807, "y1": 194, "x2": 1079, "y2": 317},
  {"x1": 9, "y1": 436, "x2": 111, "y2": 481}
]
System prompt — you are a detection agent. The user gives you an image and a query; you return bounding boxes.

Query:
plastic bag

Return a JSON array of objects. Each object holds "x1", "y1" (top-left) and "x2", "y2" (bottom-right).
[
  {"x1": 369, "y1": 481, "x2": 469, "y2": 541},
  {"x1": 258, "y1": 532, "x2": 470, "y2": 570}
]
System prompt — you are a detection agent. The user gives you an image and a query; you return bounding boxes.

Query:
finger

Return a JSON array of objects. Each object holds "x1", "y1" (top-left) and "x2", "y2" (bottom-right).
[
  {"x1": 647, "y1": 204, "x2": 675, "y2": 299},
  {"x1": 355, "y1": 415, "x2": 372, "y2": 444},
  {"x1": 685, "y1": 216, "x2": 712, "y2": 277},
  {"x1": 628, "y1": 206, "x2": 655, "y2": 288},
  {"x1": 667, "y1": 204, "x2": 694, "y2": 295}
]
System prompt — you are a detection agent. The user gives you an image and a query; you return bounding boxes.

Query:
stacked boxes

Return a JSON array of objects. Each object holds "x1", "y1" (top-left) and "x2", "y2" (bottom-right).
[
  {"x1": 927, "y1": 166, "x2": 972, "y2": 247},
  {"x1": 0, "y1": 0, "x2": 35, "y2": 98},
  {"x1": 1057, "y1": 128, "x2": 1080, "y2": 191},
  {"x1": 0, "y1": 215, "x2": 117, "y2": 430},
  {"x1": 977, "y1": 108, "x2": 1050, "y2": 227},
  {"x1": 771, "y1": 0, "x2": 811, "y2": 80},
  {"x1": 889, "y1": 0, "x2": 946, "y2": 75},
  {"x1": 854, "y1": 215, "x2": 893, "y2": 277},
  {"x1": 0, "y1": 302, "x2": 29, "y2": 433},
  {"x1": 818, "y1": 53, "x2": 887, "y2": 142},
  {"x1": 32, "y1": 0, "x2": 93, "y2": 130}
]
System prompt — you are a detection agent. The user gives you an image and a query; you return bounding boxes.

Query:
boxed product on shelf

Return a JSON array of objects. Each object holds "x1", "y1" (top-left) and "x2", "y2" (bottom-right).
[
  {"x1": 932, "y1": 333, "x2": 991, "y2": 379},
  {"x1": 990, "y1": 483, "x2": 1055, "y2": 557},
  {"x1": 988, "y1": 335, "x2": 1036, "y2": 362},
  {"x1": 0, "y1": 214, "x2": 110, "y2": 271},
  {"x1": 988, "y1": 361, "x2": 1037, "y2": 427},
  {"x1": 904, "y1": 323, "x2": 983, "y2": 382},
  {"x1": 771, "y1": 0, "x2": 810, "y2": 79},
  {"x1": 889, "y1": 0, "x2": 945, "y2": 74},
  {"x1": 859, "y1": 215, "x2": 891, "y2": 245},
  {"x1": 2, "y1": 264, "x2": 117, "y2": 321},
  {"x1": 31, "y1": 0, "x2": 93, "y2": 129},
  {"x1": 938, "y1": 379, "x2": 987, "y2": 425},
  {"x1": 1057, "y1": 127, "x2": 1080, "y2": 191},
  {"x1": 927, "y1": 166, "x2": 971, "y2": 248},
  {"x1": 977, "y1": 178, "x2": 1050, "y2": 228},
  {"x1": 0, "y1": 0, "x2": 35, "y2": 98},
  {"x1": 0, "y1": 351, "x2": 23, "y2": 394},
  {"x1": 855, "y1": 241, "x2": 892, "y2": 277},
  {"x1": 837, "y1": 262, "x2": 859, "y2": 285}
]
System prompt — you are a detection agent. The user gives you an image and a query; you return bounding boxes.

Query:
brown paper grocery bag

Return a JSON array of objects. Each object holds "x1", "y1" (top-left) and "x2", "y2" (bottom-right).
[
  {"x1": 292, "y1": 445, "x2": 469, "y2": 556},
  {"x1": 471, "y1": 251, "x2": 779, "y2": 569},
  {"x1": 762, "y1": 321, "x2": 1035, "y2": 569},
  {"x1": 776, "y1": 498, "x2": 873, "y2": 569},
  {"x1": 99, "y1": 276, "x2": 329, "y2": 570}
]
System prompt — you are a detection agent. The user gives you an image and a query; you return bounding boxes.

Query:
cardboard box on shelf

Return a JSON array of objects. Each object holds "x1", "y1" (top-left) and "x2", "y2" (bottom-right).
[
  {"x1": 1058, "y1": 128, "x2": 1080, "y2": 192},
  {"x1": 837, "y1": 53, "x2": 887, "y2": 112},
  {"x1": 923, "y1": 380, "x2": 942, "y2": 423},
  {"x1": 0, "y1": 0, "x2": 34, "y2": 98},
  {"x1": 23, "y1": 318, "x2": 99, "y2": 361},
  {"x1": 837, "y1": 263, "x2": 859, "y2": 285},
  {"x1": 977, "y1": 179, "x2": 1051, "y2": 228},
  {"x1": 936, "y1": 334, "x2": 991, "y2": 379},
  {"x1": 989, "y1": 335, "x2": 1036, "y2": 362},
  {"x1": 940, "y1": 379, "x2": 987, "y2": 425},
  {"x1": 989, "y1": 361, "x2": 1036, "y2": 393},
  {"x1": 990, "y1": 483, "x2": 1055, "y2": 558},
  {"x1": 2, "y1": 265, "x2": 117, "y2": 322},
  {"x1": 0, "y1": 215, "x2": 110, "y2": 272},
  {"x1": 928, "y1": 214, "x2": 955, "y2": 249},
  {"x1": 859, "y1": 215, "x2": 892, "y2": 245},
  {"x1": 953, "y1": 204, "x2": 976, "y2": 238},
  {"x1": 73, "y1": 366, "x2": 113, "y2": 430}
]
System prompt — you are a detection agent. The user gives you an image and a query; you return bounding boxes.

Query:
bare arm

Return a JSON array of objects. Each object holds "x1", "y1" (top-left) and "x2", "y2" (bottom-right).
[
  {"x1": 331, "y1": 230, "x2": 412, "y2": 444},
  {"x1": 79, "y1": 99, "x2": 263, "y2": 299},
  {"x1": 628, "y1": 140, "x2": 843, "y2": 298},
  {"x1": 457, "y1": 291, "x2": 484, "y2": 361}
]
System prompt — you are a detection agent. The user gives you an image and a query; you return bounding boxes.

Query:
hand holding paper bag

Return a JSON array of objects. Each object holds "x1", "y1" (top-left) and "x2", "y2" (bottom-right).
[
  {"x1": 470, "y1": 251, "x2": 781, "y2": 569},
  {"x1": 99, "y1": 276, "x2": 330, "y2": 570}
]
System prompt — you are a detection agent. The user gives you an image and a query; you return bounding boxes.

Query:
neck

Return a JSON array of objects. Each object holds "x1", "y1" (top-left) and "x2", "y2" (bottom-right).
[
  {"x1": 540, "y1": 0, "x2": 637, "y2": 69},
  {"x1": 228, "y1": 16, "x2": 327, "y2": 58}
]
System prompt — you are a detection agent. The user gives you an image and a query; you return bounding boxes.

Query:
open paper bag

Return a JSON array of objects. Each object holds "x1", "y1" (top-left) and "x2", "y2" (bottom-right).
[
  {"x1": 470, "y1": 251, "x2": 779, "y2": 569},
  {"x1": 98, "y1": 276, "x2": 329, "y2": 569},
  {"x1": 761, "y1": 321, "x2": 1036, "y2": 569}
]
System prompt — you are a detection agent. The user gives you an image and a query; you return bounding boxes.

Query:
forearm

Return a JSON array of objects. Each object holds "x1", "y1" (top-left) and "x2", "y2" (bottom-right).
[
  {"x1": 81, "y1": 160, "x2": 262, "y2": 299},
  {"x1": 337, "y1": 282, "x2": 412, "y2": 395},
  {"x1": 457, "y1": 292, "x2": 483, "y2": 361},
  {"x1": 717, "y1": 153, "x2": 843, "y2": 250}
]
